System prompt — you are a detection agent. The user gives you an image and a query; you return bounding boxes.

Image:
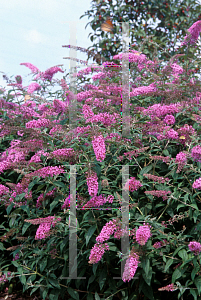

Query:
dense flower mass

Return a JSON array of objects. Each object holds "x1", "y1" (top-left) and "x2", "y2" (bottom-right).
[
  {"x1": 181, "y1": 20, "x2": 201, "y2": 46},
  {"x1": 192, "y1": 177, "x2": 201, "y2": 190},
  {"x1": 188, "y1": 241, "x2": 201, "y2": 255},
  {"x1": 175, "y1": 151, "x2": 188, "y2": 173},
  {"x1": 86, "y1": 171, "x2": 99, "y2": 197},
  {"x1": 191, "y1": 145, "x2": 201, "y2": 163},
  {"x1": 92, "y1": 134, "x2": 106, "y2": 162},
  {"x1": 88, "y1": 243, "x2": 110, "y2": 264},
  {"x1": 1, "y1": 25, "x2": 201, "y2": 298},
  {"x1": 123, "y1": 177, "x2": 143, "y2": 192},
  {"x1": 136, "y1": 224, "x2": 152, "y2": 246},
  {"x1": 122, "y1": 253, "x2": 140, "y2": 282},
  {"x1": 27, "y1": 82, "x2": 41, "y2": 94}
]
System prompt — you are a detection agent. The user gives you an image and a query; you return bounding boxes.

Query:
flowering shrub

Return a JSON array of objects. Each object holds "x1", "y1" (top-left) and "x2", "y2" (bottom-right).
[{"x1": 0, "y1": 21, "x2": 201, "y2": 300}]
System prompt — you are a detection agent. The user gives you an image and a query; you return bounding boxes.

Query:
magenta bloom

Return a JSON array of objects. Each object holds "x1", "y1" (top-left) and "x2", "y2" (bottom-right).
[
  {"x1": 181, "y1": 21, "x2": 201, "y2": 46},
  {"x1": 27, "y1": 82, "x2": 41, "y2": 94},
  {"x1": 136, "y1": 224, "x2": 151, "y2": 246},
  {"x1": 123, "y1": 177, "x2": 143, "y2": 192},
  {"x1": 92, "y1": 134, "x2": 106, "y2": 162},
  {"x1": 192, "y1": 177, "x2": 201, "y2": 190},
  {"x1": 188, "y1": 241, "x2": 201, "y2": 255},
  {"x1": 163, "y1": 114, "x2": 175, "y2": 125},
  {"x1": 88, "y1": 243, "x2": 109, "y2": 264},
  {"x1": 41, "y1": 66, "x2": 64, "y2": 81},
  {"x1": 20, "y1": 62, "x2": 40, "y2": 74},
  {"x1": 191, "y1": 145, "x2": 201, "y2": 163},
  {"x1": 122, "y1": 253, "x2": 140, "y2": 282}
]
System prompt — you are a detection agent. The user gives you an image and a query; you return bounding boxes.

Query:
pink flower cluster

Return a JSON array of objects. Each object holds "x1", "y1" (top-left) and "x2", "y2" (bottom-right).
[
  {"x1": 158, "y1": 283, "x2": 178, "y2": 292},
  {"x1": 82, "y1": 194, "x2": 114, "y2": 209},
  {"x1": 12, "y1": 253, "x2": 20, "y2": 261},
  {"x1": 145, "y1": 190, "x2": 171, "y2": 201},
  {"x1": 0, "y1": 272, "x2": 13, "y2": 285},
  {"x1": 25, "y1": 216, "x2": 61, "y2": 240},
  {"x1": 88, "y1": 243, "x2": 110, "y2": 264},
  {"x1": 136, "y1": 223, "x2": 152, "y2": 246},
  {"x1": 175, "y1": 151, "x2": 187, "y2": 173},
  {"x1": 86, "y1": 171, "x2": 99, "y2": 197},
  {"x1": 36, "y1": 188, "x2": 57, "y2": 208},
  {"x1": 150, "y1": 155, "x2": 172, "y2": 163},
  {"x1": 143, "y1": 103, "x2": 180, "y2": 119},
  {"x1": 122, "y1": 253, "x2": 140, "y2": 282},
  {"x1": 123, "y1": 177, "x2": 143, "y2": 192},
  {"x1": 92, "y1": 134, "x2": 106, "y2": 162},
  {"x1": 49, "y1": 148, "x2": 76, "y2": 161},
  {"x1": 26, "y1": 118, "x2": 51, "y2": 129},
  {"x1": 191, "y1": 145, "x2": 201, "y2": 163},
  {"x1": 82, "y1": 104, "x2": 94, "y2": 120},
  {"x1": 188, "y1": 241, "x2": 201, "y2": 255},
  {"x1": 0, "y1": 184, "x2": 10, "y2": 197},
  {"x1": 163, "y1": 114, "x2": 175, "y2": 125},
  {"x1": 96, "y1": 219, "x2": 121, "y2": 243},
  {"x1": 30, "y1": 166, "x2": 65, "y2": 179},
  {"x1": 165, "y1": 128, "x2": 178, "y2": 140},
  {"x1": 177, "y1": 124, "x2": 196, "y2": 146},
  {"x1": 181, "y1": 20, "x2": 201, "y2": 46},
  {"x1": 153, "y1": 239, "x2": 168, "y2": 249},
  {"x1": 192, "y1": 177, "x2": 201, "y2": 190},
  {"x1": 27, "y1": 82, "x2": 41, "y2": 94},
  {"x1": 143, "y1": 174, "x2": 169, "y2": 184}
]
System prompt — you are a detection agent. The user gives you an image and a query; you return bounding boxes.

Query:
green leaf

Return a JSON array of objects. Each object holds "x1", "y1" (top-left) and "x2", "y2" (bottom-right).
[
  {"x1": 164, "y1": 259, "x2": 174, "y2": 272},
  {"x1": 6, "y1": 202, "x2": 14, "y2": 215},
  {"x1": 53, "y1": 181, "x2": 66, "y2": 189},
  {"x1": 194, "y1": 276, "x2": 201, "y2": 295},
  {"x1": 67, "y1": 287, "x2": 79, "y2": 300},
  {"x1": 191, "y1": 203, "x2": 199, "y2": 210},
  {"x1": 191, "y1": 265, "x2": 200, "y2": 281},
  {"x1": 87, "y1": 274, "x2": 96, "y2": 290},
  {"x1": 48, "y1": 288, "x2": 60, "y2": 300},
  {"x1": 182, "y1": 187, "x2": 191, "y2": 194},
  {"x1": 87, "y1": 293, "x2": 93, "y2": 300},
  {"x1": 40, "y1": 257, "x2": 47, "y2": 272},
  {"x1": 22, "y1": 222, "x2": 31, "y2": 235},
  {"x1": 163, "y1": 149, "x2": 169, "y2": 156},
  {"x1": 95, "y1": 292, "x2": 100, "y2": 300},
  {"x1": 30, "y1": 286, "x2": 39, "y2": 295},
  {"x1": 172, "y1": 268, "x2": 182, "y2": 283},
  {"x1": 50, "y1": 200, "x2": 58, "y2": 213},
  {"x1": 99, "y1": 267, "x2": 107, "y2": 291},
  {"x1": 0, "y1": 242, "x2": 6, "y2": 250},
  {"x1": 173, "y1": 245, "x2": 185, "y2": 256},
  {"x1": 20, "y1": 275, "x2": 26, "y2": 285},
  {"x1": 48, "y1": 278, "x2": 61, "y2": 289},
  {"x1": 42, "y1": 289, "x2": 48, "y2": 300},
  {"x1": 190, "y1": 288, "x2": 198, "y2": 300},
  {"x1": 93, "y1": 263, "x2": 98, "y2": 276},
  {"x1": 142, "y1": 257, "x2": 150, "y2": 277},
  {"x1": 141, "y1": 280, "x2": 154, "y2": 300},
  {"x1": 85, "y1": 225, "x2": 96, "y2": 246},
  {"x1": 59, "y1": 118, "x2": 68, "y2": 125},
  {"x1": 178, "y1": 249, "x2": 188, "y2": 261},
  {"x1": 12, "y1": 261, "x2": 19, "y2": 267},
  {"x1": 140, "y1": 165, "x2": 153, "y2": 176}
]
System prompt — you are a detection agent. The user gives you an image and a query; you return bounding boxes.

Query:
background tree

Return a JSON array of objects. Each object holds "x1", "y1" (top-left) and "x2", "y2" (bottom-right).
[{"x1": 79, "y1": 0, "x2": 201, "y2": 63}]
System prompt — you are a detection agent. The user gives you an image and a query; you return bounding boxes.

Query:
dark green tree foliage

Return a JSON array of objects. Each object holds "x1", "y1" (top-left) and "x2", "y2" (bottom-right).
[{"x1": 80, "y1": 0, "x2": 201, "y2": 63}]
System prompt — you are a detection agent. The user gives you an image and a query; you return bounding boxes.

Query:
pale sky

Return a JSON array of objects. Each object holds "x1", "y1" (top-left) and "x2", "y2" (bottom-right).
[{"x1": 0, "y1": 0, "x2": 94, "y2": 92}]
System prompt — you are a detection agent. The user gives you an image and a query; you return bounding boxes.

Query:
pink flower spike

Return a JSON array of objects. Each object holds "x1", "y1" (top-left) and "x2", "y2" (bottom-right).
[
  {"x1": 136, "y1": 224, "x2": 152, "y2": 246},
  {"x1": 20, "y1": 62, "x2": 40, "y2": 74}
]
